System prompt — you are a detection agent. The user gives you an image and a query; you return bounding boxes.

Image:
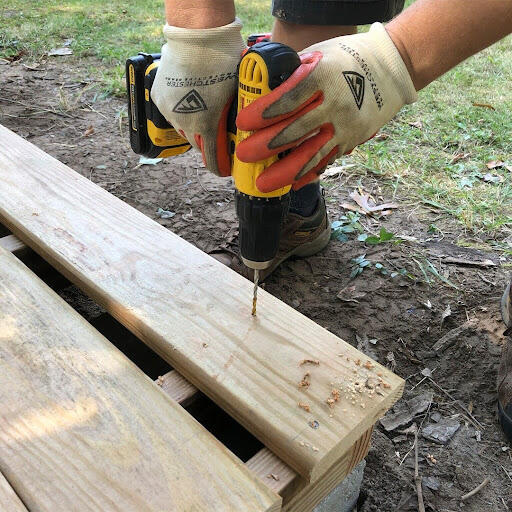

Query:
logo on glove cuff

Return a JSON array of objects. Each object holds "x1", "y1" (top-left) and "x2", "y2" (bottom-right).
[
  {"x1": 173, "y1": 89, "x2": 207, "y2": 114},
  {"x1": 342, "y1": 72, "x2": 365, "y2": 110}
]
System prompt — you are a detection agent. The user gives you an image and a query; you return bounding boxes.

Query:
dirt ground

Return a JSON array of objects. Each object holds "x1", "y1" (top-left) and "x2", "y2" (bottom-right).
[{"x1": 1, "y1": 59, "x2": 511, "y2": 511}]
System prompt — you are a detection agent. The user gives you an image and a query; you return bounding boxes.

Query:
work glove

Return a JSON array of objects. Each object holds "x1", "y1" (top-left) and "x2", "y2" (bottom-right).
[
  {"x1": 236, "y1": 23, "x2": 418, "y2": 191},
  {"x1": 151, "y1": 19, "x2": 245, "y2": 176}
]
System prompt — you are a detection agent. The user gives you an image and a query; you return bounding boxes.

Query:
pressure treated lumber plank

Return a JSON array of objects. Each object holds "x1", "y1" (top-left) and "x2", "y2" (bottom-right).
[
  {"x1": 156, "y1": 370, "x2": 201, "y2": 407},
  {"x1": 157, "y1": 370, "x2": 298, "y2": 497},
  {"x1": 0, "y1": 247, "x2": 280, "y2": 512},
  {"x1": 283, "y1": 427, "x2": 374, "y2": 512},
  {"x1": 247, "y1": 448, "x2": 299, "y2": 499},
  {"x1": 0, "y1": 125, "x2": 404, "y2": 481},
  {"x1": 0, "y1": 234, "x2": 28, "y2": 256},
  {"x1": 0, "y1": 471, "x2": 27, "y2": 512}
]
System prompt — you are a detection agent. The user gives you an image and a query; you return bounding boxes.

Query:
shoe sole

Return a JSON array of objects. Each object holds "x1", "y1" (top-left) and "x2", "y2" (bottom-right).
[{"x1": 498, "y1": 400, "x2": 512, "y2": 442}]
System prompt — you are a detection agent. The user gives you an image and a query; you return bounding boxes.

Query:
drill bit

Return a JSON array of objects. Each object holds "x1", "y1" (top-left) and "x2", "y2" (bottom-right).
[{"x1": 252, "y1": 269, "x2": 259, "y2": 316}]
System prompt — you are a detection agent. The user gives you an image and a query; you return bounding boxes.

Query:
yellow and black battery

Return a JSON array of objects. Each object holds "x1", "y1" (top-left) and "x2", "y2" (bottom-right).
[{"x1": 126, "y1": 53, "x2": 191, "y2": 158}]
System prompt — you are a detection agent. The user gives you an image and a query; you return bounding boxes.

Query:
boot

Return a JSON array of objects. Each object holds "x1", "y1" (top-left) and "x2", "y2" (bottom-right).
[{"x1": 498, "y1": 278, "x2": 512, "y2": 441}]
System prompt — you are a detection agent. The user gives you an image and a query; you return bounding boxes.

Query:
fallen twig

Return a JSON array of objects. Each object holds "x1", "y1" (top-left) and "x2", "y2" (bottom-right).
[
  {"x1": 427, "y1": 377, "x2": 484, "y2": 430},
  {"x1": 442, "y1": 256, "x2": 496, "y2": 268},
  {"x1": 461, "y1": 477, "x2": 490, "y2": 501},
  {"x1": 414, "y1": 426, "x2": 426, "y2": 512}
]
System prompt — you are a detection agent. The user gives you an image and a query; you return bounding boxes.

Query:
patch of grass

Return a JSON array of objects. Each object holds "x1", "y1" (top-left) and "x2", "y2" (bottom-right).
[
  {"x1": 347, "y1": 35, "x2": 512, "y2": 238},
  {"x1": 0, "y1": 1, "x2": 272, "y2": 95}
]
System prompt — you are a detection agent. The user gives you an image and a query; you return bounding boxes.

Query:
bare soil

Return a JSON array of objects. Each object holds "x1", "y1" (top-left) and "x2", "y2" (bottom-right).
[{"x1": 1, "y1": 58, "x2": 511, "y2": 511}]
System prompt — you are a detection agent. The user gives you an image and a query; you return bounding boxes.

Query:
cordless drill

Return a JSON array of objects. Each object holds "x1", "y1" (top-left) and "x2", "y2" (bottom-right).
[
  {"x1": 126, "y1": 39, "x2": 300, "y2": 315},
  {"x1": 232, "y1": 43, "x2": 301, "y2": 314}
]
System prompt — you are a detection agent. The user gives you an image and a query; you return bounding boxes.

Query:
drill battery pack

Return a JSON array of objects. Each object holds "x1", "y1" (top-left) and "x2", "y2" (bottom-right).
[{"x1": 126, "y1": 53, "x2": 191, "y2": 158}]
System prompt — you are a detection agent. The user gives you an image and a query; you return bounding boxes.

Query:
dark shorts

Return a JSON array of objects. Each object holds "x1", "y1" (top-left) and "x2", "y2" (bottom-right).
[{"x1": 272, "y1": 0, "x2": 405, "y2": 25}]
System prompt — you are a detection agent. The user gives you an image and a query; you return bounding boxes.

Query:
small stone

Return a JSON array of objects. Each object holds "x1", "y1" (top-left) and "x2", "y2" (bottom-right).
[
  {"x1": 430, "y1": 411, "x2": 442, "y2": 423},
  {"x1": 422, "y1": 476, "x2": 440, "y2": 491},
  {"x1": 422, "y1": 418, "x2": 460, "y2": 445}
]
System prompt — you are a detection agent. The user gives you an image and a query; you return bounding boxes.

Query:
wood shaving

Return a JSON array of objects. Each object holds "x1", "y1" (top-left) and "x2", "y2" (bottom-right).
[
  {"x1": 267, "y1": 473, "x2": 280, "y2": 481},
  {"x1": 382, "y1": 382, "x2": 391, "y2": 389},
  {"x1": 366, "y1": 377, "x2": 378, "y2": 389},
  {"x1": 312, "y1": 446, "x2": 319, "y2": 452},
  {"x1": 298, "y1": 372, "x2": 311, "y2": 389},
  {"x1": 326, "y1": 398, "x2": 336, "y2": 408},
  {"x1": 331, "y1": 389, "x2": 340, "y2": 402},
  {"x1": 298, "y1": 402, "x2": 311, "y2": 412},
  {"x1": 355, "y1": 359, "x2": 361, "y2": 366},
  {"x1": 426, "y1": 453, "x2": 437, "y2": 464},
  {"x1": 299, "y1": 359, "x2": 320, "y2": 366},
  {"x1": 364, "y1": 361, "x2": 374, "y2": 370},
  {"x1": 202, "y1": 343, "x2": 208, "y2": 348}
]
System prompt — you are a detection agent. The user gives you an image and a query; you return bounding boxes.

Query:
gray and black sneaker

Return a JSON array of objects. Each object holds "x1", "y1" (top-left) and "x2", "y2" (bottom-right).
[
  {"x1": 213, "y1": 195, "x2": 330, "y2": 281},
  {"x1": 256, "y1": 195, "x2": 330, "y2": 281}
]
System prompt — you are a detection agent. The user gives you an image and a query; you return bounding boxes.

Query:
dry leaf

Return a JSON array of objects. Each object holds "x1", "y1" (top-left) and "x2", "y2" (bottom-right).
[
  {"x1": 472, "y1": 102, "x2": 495, "y2": 110},
  {"x1": 450, "y1": 152, "x2": 470, "y2": 164},
  {"x1": 408, "y1": 120, "x2": 423, "y2": 129},
  {"x1": 486, "y1": 160, "x2": 505, "y2": 169},
  {"x1": 83, "y1": 125, "x2": 94, "y2": 137},
  {"x1": 340, "y1": 202, "x2": 366, "y2": 215},
  {"x1": 374, "y1": 132, "x2": 390, "y2": 141},
  {"x1": 440, "y1": 304, "x2": 452, "y2": 327},
  {"x1": 322, "y1": 164, "x2": 356, "y2": 179},
  {"x1": 482, "y1": 173, "x2": 504, "y2": 183},
  {"x1": 48, "y1": 47, "x2": 73, "y2": 56},
  {"x1": 347, "y1": 190, "x2": 398, "y2": 216},
  {"x1": 6, "y1": 50, "x2": 27, "y2": 63}
]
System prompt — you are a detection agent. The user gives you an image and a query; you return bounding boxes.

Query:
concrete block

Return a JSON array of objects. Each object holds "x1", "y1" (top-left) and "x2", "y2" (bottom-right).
[{"x1": 313, "y1": 461, "x2": 365, "y2": 512}]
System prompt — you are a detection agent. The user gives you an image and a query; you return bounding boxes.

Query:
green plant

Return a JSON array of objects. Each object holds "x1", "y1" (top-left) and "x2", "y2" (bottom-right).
[
  {"x1": 358, "y1": 227, "x2": 397, "y2": 245},
  {"x1": 331, "y1": 212, "x2": 364, "y2": 242},
  {"x1": 350, "y1": 254, "x2": 371, "y2": 278}
]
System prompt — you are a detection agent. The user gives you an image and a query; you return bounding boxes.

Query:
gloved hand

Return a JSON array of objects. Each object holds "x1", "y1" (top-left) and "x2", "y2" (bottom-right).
[
  {"x1": 236, "y1": 23, "x2": 418, "y2": 191},
  {"x1": 151, "y1": 19, "x2": 245, "y2": 176}
]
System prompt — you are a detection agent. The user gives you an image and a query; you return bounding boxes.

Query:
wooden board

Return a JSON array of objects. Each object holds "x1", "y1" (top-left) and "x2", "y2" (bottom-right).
[
  {"x1": 0, "y1": 247, "x2": 280, "y2": 512},
  {"x1": 0, "y1": 125, "x2": 404, "y2": 481},
  {"x1": 0, "y1": 234, "x2": 28, "y2": 256},
  {"x1": 283, "y1": 427, "x2": 374, "y2": 512},
  {"x1": 157, "y1": 370, "x2": 299, "y2": 498},
  {"x1": 0, "y1": 471, "x2": 27, "y2": 512}
]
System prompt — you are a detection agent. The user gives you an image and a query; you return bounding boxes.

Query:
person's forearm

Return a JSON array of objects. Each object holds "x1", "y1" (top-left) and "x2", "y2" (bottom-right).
[
  {"x1": 164, "y1": 0, "x2": 235, "y2": 28},
  {"x1": 272, "y1": 21, "x2": 357, "y2": 52},
  {"x1": 387, "y1": 0, "x2": 512, "y2": 91}
]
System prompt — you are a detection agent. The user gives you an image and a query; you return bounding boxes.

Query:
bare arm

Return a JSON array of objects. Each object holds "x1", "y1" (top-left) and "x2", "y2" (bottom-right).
[
  {"x1": 387, "y1": 0, "x2": 512, "y2": 91},
  {"x1": 165, "y1": 0, "x2": 235, "y2": 28}
]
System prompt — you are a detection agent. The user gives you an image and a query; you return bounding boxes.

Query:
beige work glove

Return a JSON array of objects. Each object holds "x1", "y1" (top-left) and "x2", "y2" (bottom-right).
[
  {"x1": 236, "y1": 23, "x2": 418, "y2": 191},
  {"x1": 151, "y1": 19, "x2": 245, "y2": 176}
]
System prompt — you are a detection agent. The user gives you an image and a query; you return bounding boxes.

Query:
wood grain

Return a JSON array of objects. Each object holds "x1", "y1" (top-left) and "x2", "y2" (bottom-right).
[
  {"x1": 0, "y1": 471, "x2": 27, "y2": 512},
  {"x1": 0, "y1": 234, "x2": 27, "y2": 256},
  {"x1": 156, "y1": 370, "x2": 201, "y2": 407},
  {"x1": 0, "y1": 125, "x2": 404, "y2": 481},
  {"x1": 0, "y1": 247, "x2": 280, "y2": 512},
  {"x1": 283, "y1": 427, "x2": 374, "y2": 512},
  {"x1": 158, "y1": 370, "x2": 299, "y2": 498}
]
